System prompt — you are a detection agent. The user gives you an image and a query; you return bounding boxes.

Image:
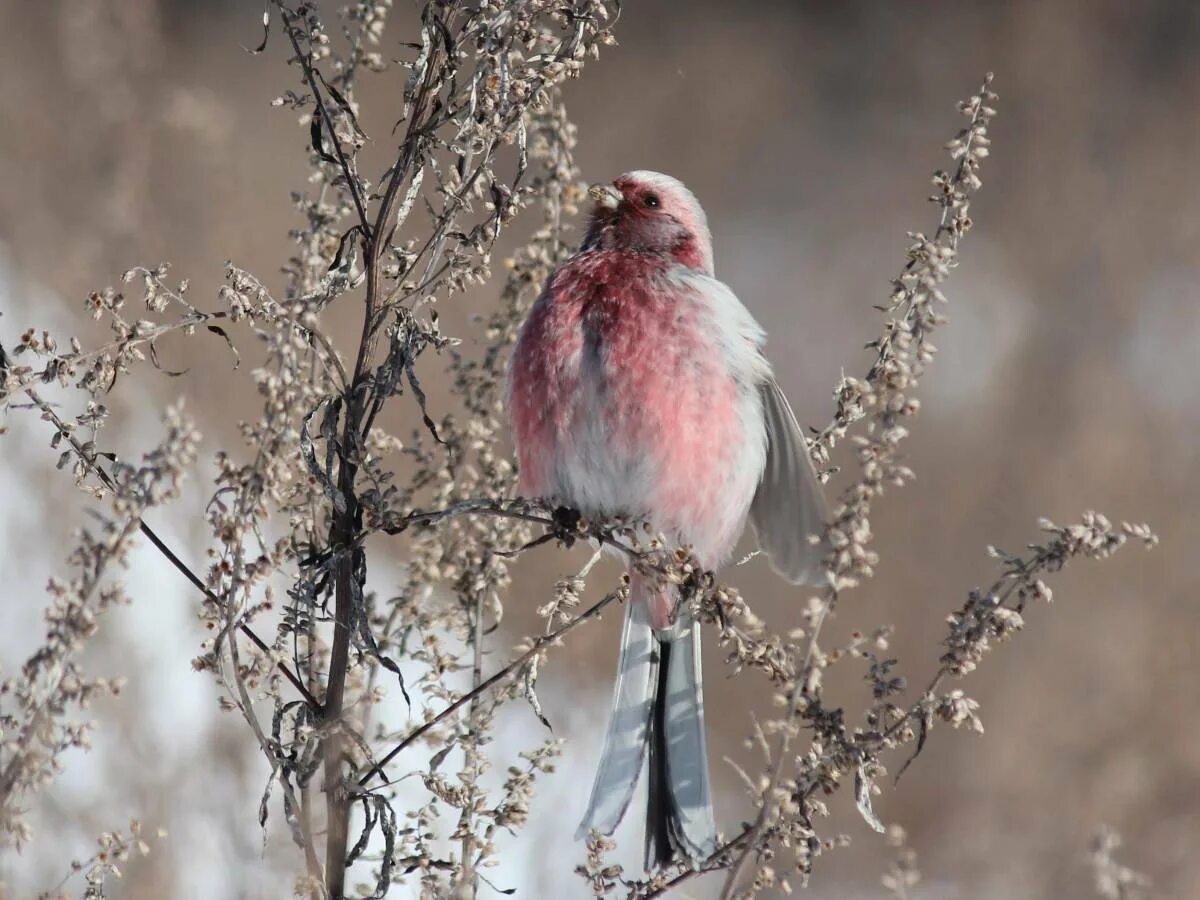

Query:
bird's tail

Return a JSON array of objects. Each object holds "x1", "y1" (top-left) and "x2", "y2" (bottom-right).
[{"x1": 576, "y1": 576, "x2": 717, "y2": 869}]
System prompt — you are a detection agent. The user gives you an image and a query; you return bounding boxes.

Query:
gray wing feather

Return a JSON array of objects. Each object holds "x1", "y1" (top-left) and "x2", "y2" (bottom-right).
[
  {"x1": 662, "y1": 620, "x2": 717, "y2": 859},
  {"x1": 576, "y1": 598, "x2": 657, "y2": 838},
  {"x1": 749, "y1": 379, "x2": 829, "y2": 585}
]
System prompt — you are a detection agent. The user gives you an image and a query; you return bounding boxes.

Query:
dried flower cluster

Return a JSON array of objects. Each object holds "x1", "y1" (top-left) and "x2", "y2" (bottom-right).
[
  {"x1": 0, "y1": 7, "x2": 1160, "y2": 900},
  {"x1": 1, "y1": 400, "x2": 197, "y2": 846},
  {"x1": 1089, "y1": 825, "x2": 1151, "y2": 900},
  {"x1": 881, "y1": 825, "x2": 920, "y2": 900},
  {"x1": 34, "y1": 820, "x2": 164, "y2": 900}
]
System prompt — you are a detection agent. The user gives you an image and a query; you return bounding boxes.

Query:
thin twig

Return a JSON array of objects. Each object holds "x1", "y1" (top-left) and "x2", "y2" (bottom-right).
[
  {"x1": 24, "y1": 386, "x2": 322, "y2": 711},
  {"x1": 278, "y1": 2, "x2": 372, "y2": 236},
  {"x1": 718, "y1": 74, "x2": 996, "y2": 900},
  {"x1": 358, "y1": 587, "x2": 623, "y2": 787},
  {"x1": 456, "y1": 586, "x2": 488, "y2": 892}
]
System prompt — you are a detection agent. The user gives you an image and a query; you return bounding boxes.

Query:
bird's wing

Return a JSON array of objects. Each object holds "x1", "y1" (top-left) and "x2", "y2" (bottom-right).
[{"x1": 749, "y1": 378, "x2": 829, "y2": 585}]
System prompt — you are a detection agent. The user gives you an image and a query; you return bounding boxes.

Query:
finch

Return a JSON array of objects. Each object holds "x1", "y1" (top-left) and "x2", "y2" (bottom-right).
[{"x1": 507, "y1": 171, "x2": 827, "y2": 868}]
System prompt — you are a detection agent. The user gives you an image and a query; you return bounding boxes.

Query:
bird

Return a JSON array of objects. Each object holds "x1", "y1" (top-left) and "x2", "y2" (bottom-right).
[{"x1": 506, "y1": 170, "x2": 828, "y2": 869}]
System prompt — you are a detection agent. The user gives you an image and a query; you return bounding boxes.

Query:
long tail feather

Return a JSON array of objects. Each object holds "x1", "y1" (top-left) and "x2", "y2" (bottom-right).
[
  {"x1": 645, "y1": 638, "x2": 674, "y2": 868},
  {"x1": 654, "y1": 618, "x2": 717, "y2": 864},
  {"x1": 577, "y1": 596, "x2": 657, "y2": 839},
  {"x1": 578, "y1": 578, "x2": 717, "y2": 869}
]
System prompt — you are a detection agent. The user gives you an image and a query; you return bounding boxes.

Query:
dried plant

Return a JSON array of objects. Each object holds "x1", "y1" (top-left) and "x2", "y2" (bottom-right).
[
  {"x1": 1, "y1": 399, "x2": 198, "y2": 848},
  {"x1": 880, "y1": 825, "x2": 920, "y2": 900},
  {"x1": 35, "y1": 820, "x2": 165, "y2": 900},
  {"x1": 1090, "y1": 826, "x2": 1152, "y2": 900},
  {"x1": 0, "y1": 5, "x2": 1160, "y2": 899}
]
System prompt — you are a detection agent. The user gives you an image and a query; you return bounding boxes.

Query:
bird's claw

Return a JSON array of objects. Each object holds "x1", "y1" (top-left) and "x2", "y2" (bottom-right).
[{"x1": 551, "y1": 505, "x2": 583, "y2": 547}]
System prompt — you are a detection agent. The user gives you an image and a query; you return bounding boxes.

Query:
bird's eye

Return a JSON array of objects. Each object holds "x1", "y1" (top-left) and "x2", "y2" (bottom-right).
[{"x1": 643, "y1": 193, "x2": 660, "y2": 209}]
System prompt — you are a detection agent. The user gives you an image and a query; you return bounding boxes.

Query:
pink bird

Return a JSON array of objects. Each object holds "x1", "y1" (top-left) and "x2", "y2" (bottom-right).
[{"x1": 507, "y1": 171, "x2": 827, "y2": 867}]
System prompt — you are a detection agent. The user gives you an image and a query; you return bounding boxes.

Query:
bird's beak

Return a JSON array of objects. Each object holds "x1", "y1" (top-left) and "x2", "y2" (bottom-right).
[{"x1": 588, "y1": 183, "x2": 622, "y2": 211}]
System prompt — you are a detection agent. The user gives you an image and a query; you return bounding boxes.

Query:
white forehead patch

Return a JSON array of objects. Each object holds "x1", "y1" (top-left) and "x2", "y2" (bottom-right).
[
  {"x1": 619, "y1": 170, "x2": 713, "y2": 271},
  {"x1": 622, "y1": 170, "x2": 706, "y2": 222}
]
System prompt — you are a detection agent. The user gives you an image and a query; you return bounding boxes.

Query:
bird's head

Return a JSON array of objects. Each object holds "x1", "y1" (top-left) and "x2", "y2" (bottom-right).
[{"x1": 583, "y1": 171, "x2": 714, "y2": 274}]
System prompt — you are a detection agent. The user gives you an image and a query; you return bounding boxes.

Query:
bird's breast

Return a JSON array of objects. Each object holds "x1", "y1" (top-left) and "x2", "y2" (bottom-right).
[{"x1": 510, "y1": 252, "x2": 766, "y2": 564}]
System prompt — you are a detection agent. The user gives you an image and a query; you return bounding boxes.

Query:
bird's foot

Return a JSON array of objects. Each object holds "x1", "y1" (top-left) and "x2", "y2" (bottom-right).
[{"x1": 551, "y1": 505, "x2": 583, "y2": 547}]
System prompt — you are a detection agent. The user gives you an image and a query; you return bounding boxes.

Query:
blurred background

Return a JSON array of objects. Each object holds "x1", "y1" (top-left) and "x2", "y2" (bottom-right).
[{"x1": 1, "y1": 1, "x2": 1197, "y2": 897}]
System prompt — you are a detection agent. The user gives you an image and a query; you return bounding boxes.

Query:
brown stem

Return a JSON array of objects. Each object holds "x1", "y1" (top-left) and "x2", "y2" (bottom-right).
[
  {"x1": 306, "y1": 5, "x2": 449, "y2": 890},
  {"x1": 321, "y1": 513, "x2": 356, "y2": 900},
  {"x1": 318, "y1": 52, "x2": 445, "y2": 898},
  {"x1": 299, "y1": 783, "x2": 324, "y2": 899}
]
